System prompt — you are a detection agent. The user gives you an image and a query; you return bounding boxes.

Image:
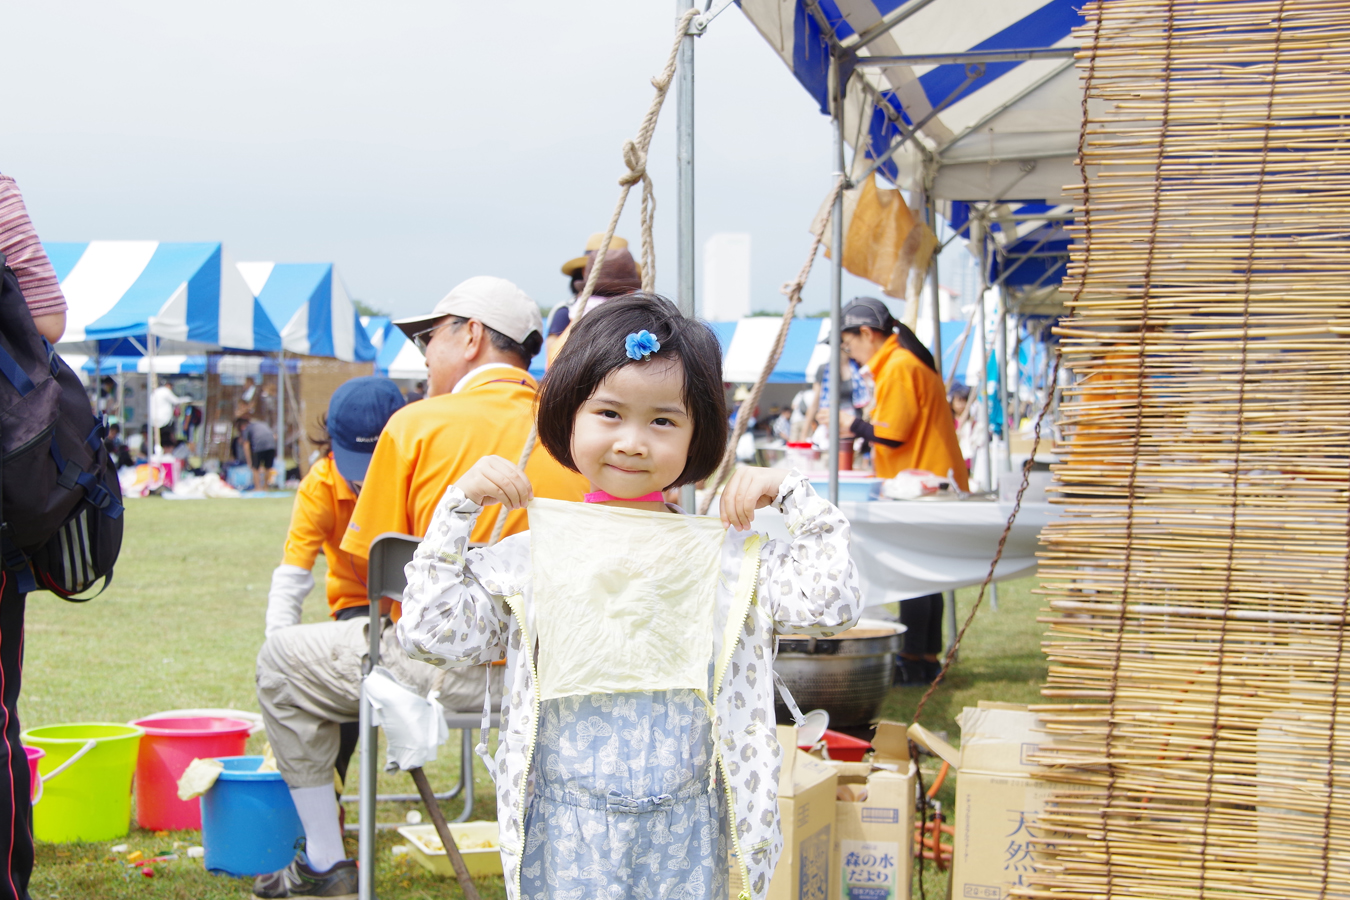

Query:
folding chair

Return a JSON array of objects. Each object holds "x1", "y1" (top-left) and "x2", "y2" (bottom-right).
[{"x1": 357, "y1": 532, "x2": 499, "y2": 900}]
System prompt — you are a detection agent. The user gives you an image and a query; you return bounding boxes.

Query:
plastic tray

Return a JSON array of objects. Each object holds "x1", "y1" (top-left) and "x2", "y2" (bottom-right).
[{"x1": 398, "y1": 822, "x2": 503, "y2": 877}]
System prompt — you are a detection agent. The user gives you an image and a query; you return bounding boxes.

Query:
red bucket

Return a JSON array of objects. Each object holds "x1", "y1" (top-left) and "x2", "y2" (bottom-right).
[
  {"x1": 131, "y1": 716, "x2": 251, "y2": 830},
  {"x1": 23, "y1": 746, "x2": 44, "y2": 804}
]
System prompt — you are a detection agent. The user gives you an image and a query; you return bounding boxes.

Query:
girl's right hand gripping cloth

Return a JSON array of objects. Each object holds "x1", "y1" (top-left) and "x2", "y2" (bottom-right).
[{"x1": 396, "y1": 470, "x2": 861, "y2": 900}]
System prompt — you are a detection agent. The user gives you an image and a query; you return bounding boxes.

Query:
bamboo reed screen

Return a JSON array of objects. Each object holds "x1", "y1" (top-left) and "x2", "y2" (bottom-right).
[{"x1": 1027, "y1": 1, "x2": 1350, "y2": 897}]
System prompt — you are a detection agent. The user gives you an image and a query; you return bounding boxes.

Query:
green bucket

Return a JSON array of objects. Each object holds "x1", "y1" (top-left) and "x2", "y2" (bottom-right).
[{"x1": 21, "y1": 723, "x2": 145, "y2": 843}]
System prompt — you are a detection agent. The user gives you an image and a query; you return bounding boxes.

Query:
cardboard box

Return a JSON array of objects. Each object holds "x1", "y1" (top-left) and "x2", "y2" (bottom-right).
[
  {"x1": 828, "y1": 721, "x2": 916, "y2": 900},
  {"x1": 910, "y1": 702, "x2": 1086, "y2": 900},
  {"x1": 730, "y1": 726, "x2": 837, "y2": 900}
]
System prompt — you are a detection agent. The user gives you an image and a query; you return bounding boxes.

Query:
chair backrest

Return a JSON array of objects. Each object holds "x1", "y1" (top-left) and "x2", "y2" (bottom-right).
[{"x1": 366, "y1": 532, "x2": 421, "y2": 602}]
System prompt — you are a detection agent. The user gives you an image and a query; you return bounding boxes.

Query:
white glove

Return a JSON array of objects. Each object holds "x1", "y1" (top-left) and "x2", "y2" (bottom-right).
[
  {"x1": 364, "y1": 666, "x2": 450, "y2": 772},
  {"x1": 265, "y1": 564, "x2": 314, "y2": 637}
]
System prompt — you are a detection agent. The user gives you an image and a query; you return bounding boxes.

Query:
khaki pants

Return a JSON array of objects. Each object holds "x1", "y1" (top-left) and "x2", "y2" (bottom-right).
[{"x1": 256, "y1": 618, "x2": 498, "y2": 789}]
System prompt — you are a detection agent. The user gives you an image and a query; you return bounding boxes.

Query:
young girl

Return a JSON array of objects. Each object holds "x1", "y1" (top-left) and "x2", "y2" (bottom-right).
[{"x1": 397, "y1": 293, "x2": 860, "y2": 900}]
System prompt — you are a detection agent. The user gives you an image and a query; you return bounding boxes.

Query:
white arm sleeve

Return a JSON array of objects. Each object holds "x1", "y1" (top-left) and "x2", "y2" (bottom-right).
[{"x1": 265, "y1": 564, "x2": 315, "y2": 637}]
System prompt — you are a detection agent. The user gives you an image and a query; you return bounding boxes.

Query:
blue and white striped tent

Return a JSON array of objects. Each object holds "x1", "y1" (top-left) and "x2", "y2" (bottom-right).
[
  {"x1": 238, "y1": 262, "x2": 376, "y2": 363},
  {"x1": 712, "y1": 318, "x2": 832, "y2": 384},
  {"x1": 738, "y1": 0, "x2": 1084, "y2": 288},
  {"x1": 46, "y1": 241, "x2": 279, "y2": 354},
  {"x1": 369, "y1": 322, "x2": 428, "y2": 381},
  {"x1": 369, "y1": 316, "x2": 836, "y2": 385}
]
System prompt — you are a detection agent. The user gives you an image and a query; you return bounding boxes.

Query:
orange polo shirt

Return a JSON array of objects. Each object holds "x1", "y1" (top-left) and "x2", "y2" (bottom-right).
[
  {"x1": 281, "y1": 455, "x2": 368, "y2": 616},
  {"x1": 866, "y1": 335, "x2": 970, "y2": 491},
  {"x1": 340, "y1": 365, "x2": 589, "y2": 616}
]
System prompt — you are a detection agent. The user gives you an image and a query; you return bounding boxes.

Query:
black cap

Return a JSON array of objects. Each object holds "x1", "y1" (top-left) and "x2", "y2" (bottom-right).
[{"x1": 841, "y1": 296, "x2": 894, "y2": 332}]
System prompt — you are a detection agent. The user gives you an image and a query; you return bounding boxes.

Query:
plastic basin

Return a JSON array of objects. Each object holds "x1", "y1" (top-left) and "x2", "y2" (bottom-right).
[
  {"x1": 23, "y1": 746, "x2": 44, "y2": 804},
  {"x1": 201, "y1": 756, "x2": 303, "y2": 877},
  {"x1": 398, "y1": 822, "x2": 503, "y2": 877},
  {"x1": 130, "y1": 715, "x2": 251, "y2": 831},
  {"x1": 21, "y1": 723, "x2": 144, "y2": 842}
]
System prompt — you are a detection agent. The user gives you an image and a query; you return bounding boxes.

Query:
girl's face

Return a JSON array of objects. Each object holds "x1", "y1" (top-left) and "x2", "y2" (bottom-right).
[{"x1": 571, "y1": 357, "x2": 693, "y2": 498}]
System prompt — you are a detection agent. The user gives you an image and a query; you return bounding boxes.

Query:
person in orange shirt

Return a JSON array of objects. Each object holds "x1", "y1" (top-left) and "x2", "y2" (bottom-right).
[
  {"x1": 836, "y1": 296, "x2": 968, "y2": 684},
  {"x1": 254, "y1": 278, "x2": 586, "y2": 899},
  {"x1": 264, "y1": 377, "x2": 405, "y2": 633}
]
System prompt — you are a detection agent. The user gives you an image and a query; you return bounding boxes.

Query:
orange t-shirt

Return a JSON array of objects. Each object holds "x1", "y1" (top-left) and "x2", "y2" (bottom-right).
[
  {"x1": 866, "y1": 335, "x2": 970, "y2": 491},
  {"x1": 281, "y1": 455, "x2": 368, "y2": 616},
  {"x1": 340, "y1": 366, "x2": 590, "y2": 616}
]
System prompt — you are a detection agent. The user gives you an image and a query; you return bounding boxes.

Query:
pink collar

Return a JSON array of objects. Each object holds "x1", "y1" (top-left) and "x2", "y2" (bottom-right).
[{"x1": 584, "y1": 489, "x2": 665, "y2": 503}]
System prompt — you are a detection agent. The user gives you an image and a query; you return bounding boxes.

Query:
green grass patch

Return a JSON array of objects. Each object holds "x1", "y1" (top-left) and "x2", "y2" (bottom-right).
[{"x1": 25, "y1": 497, "x2": 1046, "y2": 898}]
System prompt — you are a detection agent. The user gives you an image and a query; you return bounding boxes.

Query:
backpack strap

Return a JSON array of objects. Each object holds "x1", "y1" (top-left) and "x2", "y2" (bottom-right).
[
  {"x1": 48, "y1": 434, "x2": 122, "y2": 517},
  {"x1": 0, "y1": 537, "x2": 36, "y2": 594},
  {"x1": 0, "y1": 344, "x2": 35, "y2": 397}
]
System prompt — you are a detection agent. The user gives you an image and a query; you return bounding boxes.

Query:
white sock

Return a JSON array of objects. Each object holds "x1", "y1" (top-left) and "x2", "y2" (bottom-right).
[{"x1": 289, "y1": 785, "x2": 346, "y2": 872}]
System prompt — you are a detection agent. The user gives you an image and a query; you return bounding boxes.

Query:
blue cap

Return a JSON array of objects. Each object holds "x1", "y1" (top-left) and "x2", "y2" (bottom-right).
[{"x1": 328, "y1": 377, "x2": 406, "y2": 482}]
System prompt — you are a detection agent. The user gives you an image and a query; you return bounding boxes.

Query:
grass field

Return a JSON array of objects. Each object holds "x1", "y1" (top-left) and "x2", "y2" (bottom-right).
[{"x1": 24, "y1": 496, "x2": 1047, "y2": 899}]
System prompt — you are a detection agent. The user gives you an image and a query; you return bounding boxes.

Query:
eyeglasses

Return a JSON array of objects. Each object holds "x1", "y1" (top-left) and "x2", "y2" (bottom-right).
[{"x1": 410, "y1": 318, "x2": 459, "y2": 354}]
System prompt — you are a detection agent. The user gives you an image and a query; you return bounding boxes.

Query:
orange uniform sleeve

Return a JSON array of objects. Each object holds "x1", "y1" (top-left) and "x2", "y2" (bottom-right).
[
  {"x1": 340, "y1": 427, "x2": 415, "y2": 561},
  {"x1": 282, "y1": 474, "x2": 334, "y2": 570},
  {"x1": 871, "y1": 360, "x2": 919, "y2": 444}
]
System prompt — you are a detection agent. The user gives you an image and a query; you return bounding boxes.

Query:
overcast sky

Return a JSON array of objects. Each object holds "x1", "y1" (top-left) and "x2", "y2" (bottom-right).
[{"x1": 6, "y1": 1, "x2": 962, "y2": 320}]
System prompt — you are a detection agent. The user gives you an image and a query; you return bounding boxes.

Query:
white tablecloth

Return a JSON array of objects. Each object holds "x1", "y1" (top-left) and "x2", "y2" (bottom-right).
[{"x1": 749, "y1": 499, "x2": 1059, "y2": 608}]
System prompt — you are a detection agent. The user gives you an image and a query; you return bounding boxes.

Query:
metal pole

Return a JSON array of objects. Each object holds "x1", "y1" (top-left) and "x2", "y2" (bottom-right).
[
  {"x1": 275, "y1": 350, "x2": 286, "y2": 489},
  {"x1": 147, "y1": 334, "x2": 158, "y2": 456},
  {"x1": 942, "y1": 590, "x2": 957, "y2": 661},
  {"x1": 996, "y1": 286, "x2": 1011, "y2": 474},
  {"x1": 358, "y1": 594, "x2": 380, "y2": 900},
  {"x1": 925, "y1": 196, "x2": 943, "y2": 370},
  {"x1": 973, "y1": 219, "x2": 991, "y2": 493},
  {"x1": 676, "y1": 0, "x2": 696, "y2": 513},
  {"x1": 828, "y1": 58, "x2": 844, "y2": 506}
]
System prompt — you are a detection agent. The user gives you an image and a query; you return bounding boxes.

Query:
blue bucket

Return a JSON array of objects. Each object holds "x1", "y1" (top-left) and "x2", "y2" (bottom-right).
[{"x1": 200, "y1": 756, "x2": 304, "y2": 877}]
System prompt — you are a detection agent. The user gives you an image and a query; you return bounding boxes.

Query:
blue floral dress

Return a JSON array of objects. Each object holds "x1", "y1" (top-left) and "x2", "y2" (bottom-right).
[{"x1": 520, "y1": 689, "x2": 728, "y2": 900}]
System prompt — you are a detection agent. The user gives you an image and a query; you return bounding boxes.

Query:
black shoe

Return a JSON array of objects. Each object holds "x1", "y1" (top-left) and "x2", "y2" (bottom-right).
[
  {"x1": 923, "y1": 659, "x2": 944, "y2": 683},
  {"x1": 252, "y1": 854, "x2": 358, "y2": 899},
  {"x1": 894, "y1": 658, "x2": 926, "y2": 685}
]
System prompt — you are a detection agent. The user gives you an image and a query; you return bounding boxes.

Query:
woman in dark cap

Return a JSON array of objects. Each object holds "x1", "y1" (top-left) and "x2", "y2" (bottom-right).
[{"x1": 837, "y1": 296, "x2": 969, "y2": 683}]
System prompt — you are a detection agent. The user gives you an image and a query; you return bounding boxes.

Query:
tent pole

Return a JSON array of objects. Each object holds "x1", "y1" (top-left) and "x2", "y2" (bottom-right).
[
  {"x1": 676, "y1": 0, "x2": 696, "y2": 512},
  {"x1": 276, "y1": 350, "x2": 286, "y2": 489},
  {"x1": 973, "y1": 217, "x2": 991, "y2": 493},
  {"x1": 996, "y1": 285, "x2": 1011, "y2": 473},
  {"x1": 147, "y1": 334, "x2": 159, "y2": 456},
  {"x1": 828, "y1": 57, "x2": 844, "y2": 506},
  {"x1": 925, "y1": 195, "x2": 943, "y2": 369}
]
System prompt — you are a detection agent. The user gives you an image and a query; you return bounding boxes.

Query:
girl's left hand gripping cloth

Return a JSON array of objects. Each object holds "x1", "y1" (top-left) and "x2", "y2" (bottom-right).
[{"x1": 396, "y1": 471, "x2": 861, "y2": 900}]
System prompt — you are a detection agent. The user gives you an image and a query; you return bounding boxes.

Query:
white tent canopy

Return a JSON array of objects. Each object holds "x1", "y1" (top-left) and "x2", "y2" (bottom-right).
[{"x1": 738, "y1": 0, "x2": 1085, "y2": 207}]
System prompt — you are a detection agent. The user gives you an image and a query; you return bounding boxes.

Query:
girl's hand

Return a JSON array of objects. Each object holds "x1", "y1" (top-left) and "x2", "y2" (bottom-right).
[
  {"x1": 455, "y1": 455, "x2": 534, "y2": 511},
  {"x1": 720, "y1": 467, "x2": 790, "y2": 532}
]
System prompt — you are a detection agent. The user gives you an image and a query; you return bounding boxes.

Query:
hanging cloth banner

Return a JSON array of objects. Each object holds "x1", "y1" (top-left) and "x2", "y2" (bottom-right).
[
  {"x1": 527, "y1": 498, "x2": 723, "y2": 701},
  {"x1": 822, "y1": 175, "x2": 938, "y2": 302}
]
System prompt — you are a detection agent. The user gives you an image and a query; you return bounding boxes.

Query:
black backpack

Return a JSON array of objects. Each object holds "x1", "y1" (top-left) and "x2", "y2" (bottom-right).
[{"x1": 0, "y1": 254, "x2": 123, "y2": 599}]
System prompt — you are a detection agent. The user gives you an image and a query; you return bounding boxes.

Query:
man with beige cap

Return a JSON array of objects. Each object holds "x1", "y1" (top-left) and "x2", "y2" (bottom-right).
[{"x1": 252, "y1": 276, "x2": 587, "y2": 899}]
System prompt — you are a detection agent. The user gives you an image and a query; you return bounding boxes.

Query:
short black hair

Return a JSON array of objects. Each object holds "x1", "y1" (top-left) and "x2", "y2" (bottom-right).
[
  {"x1": 536, "y1": 292, "x2": 727, "y2": 489},
  {"x1": 444, "y1": 315, "x2": 543, "y2": 366}
]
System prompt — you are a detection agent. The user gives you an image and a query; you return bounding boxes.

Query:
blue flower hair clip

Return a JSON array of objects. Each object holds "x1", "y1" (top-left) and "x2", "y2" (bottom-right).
[{"x1": 625, "y1": 330, "x2": 661, "y2": 361}]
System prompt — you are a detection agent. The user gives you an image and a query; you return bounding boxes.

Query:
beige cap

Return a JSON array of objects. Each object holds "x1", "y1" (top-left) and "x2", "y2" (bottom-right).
[
  {"x1": 394, "y1": 276, "x2": 543, "y2": 345},
  {"x1": 562, "y1": 233, "x2": 630, "y2": 277}
]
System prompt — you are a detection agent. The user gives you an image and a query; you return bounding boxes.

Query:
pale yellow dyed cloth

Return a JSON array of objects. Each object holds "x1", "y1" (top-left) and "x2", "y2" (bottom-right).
[{"x1": 527, "y1": 498, "x2": 723, "y2": 701}]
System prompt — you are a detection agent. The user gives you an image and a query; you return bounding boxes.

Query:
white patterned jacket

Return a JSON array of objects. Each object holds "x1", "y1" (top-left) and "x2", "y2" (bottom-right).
[{"x1": 396, "y1": 471, "x2": 860, "y2": 900}]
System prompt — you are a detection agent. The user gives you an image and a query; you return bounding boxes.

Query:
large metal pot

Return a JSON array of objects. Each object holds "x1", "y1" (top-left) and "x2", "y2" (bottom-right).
[{"x1": 774, "y1": 619, "x2": 904, "y2": 727}]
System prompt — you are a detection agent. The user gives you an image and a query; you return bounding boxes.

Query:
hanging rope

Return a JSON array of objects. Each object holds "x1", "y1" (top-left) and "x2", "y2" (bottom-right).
[
  {"x1": 486, "y1": 8, "x2": 697, "y2": 545},
  {"x1": 573, "y1": 7, "x2": 699, "y2": 318},
  {"x1": 697, "y1": 176, "x2": 847, "y2": 515}
]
